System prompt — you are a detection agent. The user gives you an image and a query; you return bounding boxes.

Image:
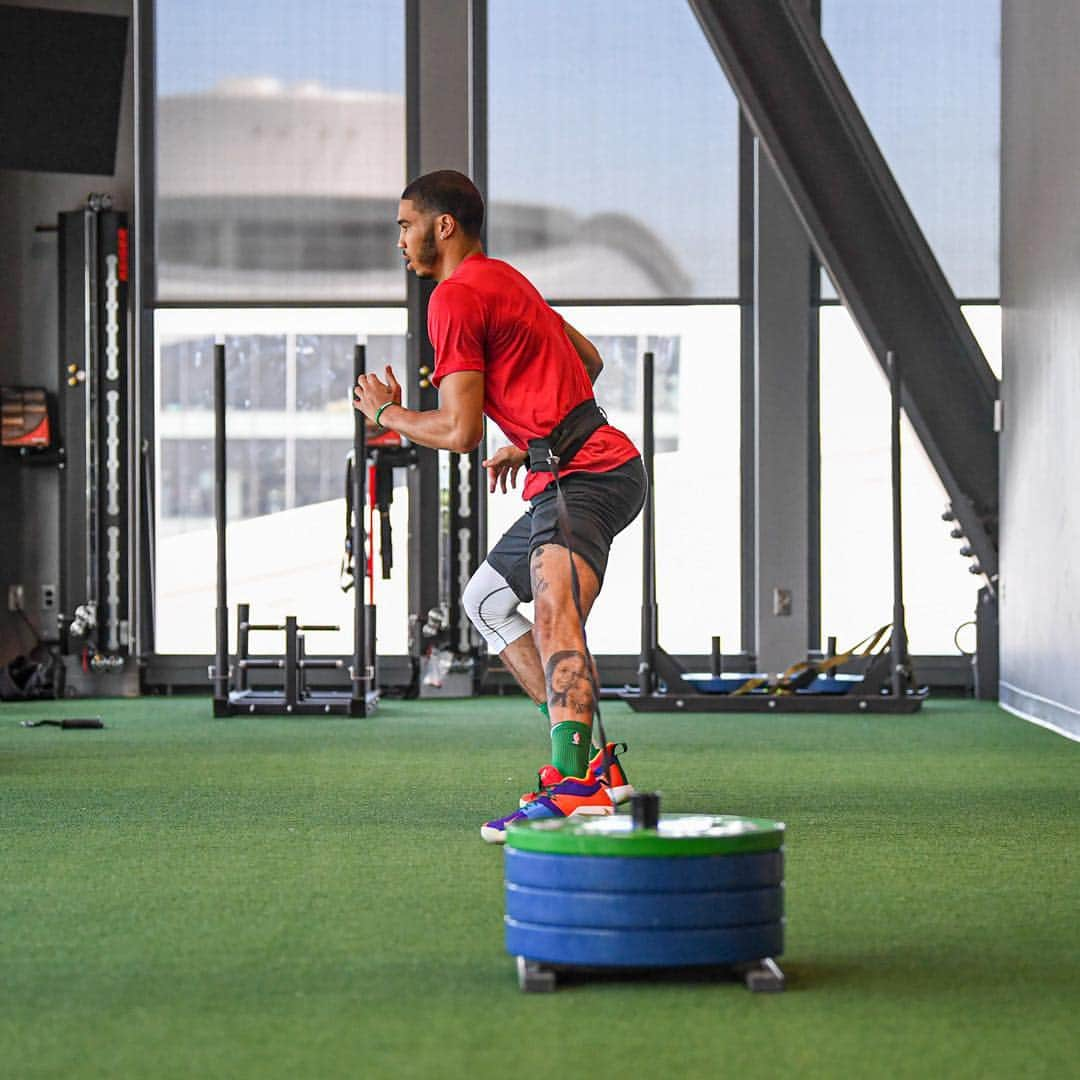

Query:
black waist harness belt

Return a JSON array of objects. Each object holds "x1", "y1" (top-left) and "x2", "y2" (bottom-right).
[{"x1": 526, "y1": 398, "x2": 607, "y2": 474}]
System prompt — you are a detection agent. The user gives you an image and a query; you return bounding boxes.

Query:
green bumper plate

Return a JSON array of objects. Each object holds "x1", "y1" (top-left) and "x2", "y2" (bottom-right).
[{"x1": 505, "y1": 814, "x2": 785, "y2": 857}]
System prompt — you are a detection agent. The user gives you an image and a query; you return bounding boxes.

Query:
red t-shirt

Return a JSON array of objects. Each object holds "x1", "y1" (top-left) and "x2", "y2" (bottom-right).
[{"x1": 428, "y1": 253, "x2": 639, "y2": 500}]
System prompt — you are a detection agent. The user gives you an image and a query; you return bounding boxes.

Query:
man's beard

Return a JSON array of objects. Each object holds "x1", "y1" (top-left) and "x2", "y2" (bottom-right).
[{"x1": 412, "y1": 224, "x2": 438, "y2": 275}]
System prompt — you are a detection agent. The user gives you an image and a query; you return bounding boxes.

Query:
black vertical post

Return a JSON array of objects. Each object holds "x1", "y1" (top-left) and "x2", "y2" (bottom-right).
[
  {"x1": 405, "y1": 1, "x2": 443, "y2": 663},
  {"x1": 212, "y1": 341, "x2": 229, "y2": 712},
  {"x1": 57, "y1": 211, "x2": 88, "y2": 654},
  {"x1": 135, "y1": 0, "x2": 159, "y2": 660},
  {"x1": 235, "y1": 603, "x2": 250, "y2": 693},
  {"x1": 974, "y1": 585, "x2": 998, "y2": 700},
  {"x1": 887, "y1": 350, "x2": 909, "y2": 698},
  {"x1": 447, "y1": 449, "x2": 462, "y2": 644},
  {"x1": 284, "y1": 615, "x2": 299, "y2": 710},
  {"x1": 807, "y1": 249, "x2": 822, "y2": 655},
  {"x1": 85, "y1": 210, "x2": 100, "y2": 622},
  {"x1": 297, "y1": 624, "x2": 307, "y2": 702},
  {"x1": 351, "y1": 343, "x2": 369, "y2": 716},
  {"x1": 639, "y1": 351, "x2": 657, "y2": 695},
  {"x1": 366, "y1": 599, "x2": 378, "y2": 689},
  {"x1": 446, "y1": 447, "x2": 482, "y2": 661},
  {"x1": 710, "y1": 636, "x2": 724, "y2": 677},
  {"x1": 738, "y1": 114, "x2": 757, "y2": 665}
]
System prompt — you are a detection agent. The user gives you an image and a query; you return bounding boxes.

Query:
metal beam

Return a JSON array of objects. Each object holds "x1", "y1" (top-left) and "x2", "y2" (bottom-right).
[
  {"x1": 404, "y1": 0, "x2": 441, "y2": 653},
  {"x1": 753, "y1": 141, "x2": 814, "y2": 672},
  {"x1": 688, "y1": 0, "x2": 999, "y2": 581},
  {"x1": 405, "y1": 0, "x2": 485, "y2": 677}
]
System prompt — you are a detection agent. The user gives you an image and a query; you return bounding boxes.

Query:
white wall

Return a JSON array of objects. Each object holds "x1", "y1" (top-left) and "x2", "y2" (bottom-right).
[{"x1": 1000, "y1": 2, "x2": 1080, "y2": 739}]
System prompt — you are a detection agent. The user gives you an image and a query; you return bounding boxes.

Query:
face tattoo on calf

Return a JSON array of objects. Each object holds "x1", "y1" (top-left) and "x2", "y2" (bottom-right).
[{"x1": 545, "y1": 650, "x2": 593, "y2": 717}]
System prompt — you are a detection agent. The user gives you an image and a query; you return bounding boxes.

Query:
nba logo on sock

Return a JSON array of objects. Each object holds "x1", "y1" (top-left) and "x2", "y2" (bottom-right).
[{"x1": 572, "y1": 732, "x2": 581, "y2": 744}]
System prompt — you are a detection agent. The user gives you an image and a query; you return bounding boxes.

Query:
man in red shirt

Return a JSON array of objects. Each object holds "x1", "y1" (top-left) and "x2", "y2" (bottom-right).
[{"x1": 353, "y1": 171, "x2": 645, "y2": 842}]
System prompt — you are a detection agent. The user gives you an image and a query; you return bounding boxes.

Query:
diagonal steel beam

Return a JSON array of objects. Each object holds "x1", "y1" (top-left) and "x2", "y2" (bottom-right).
[{"x1": 688, "y1": 0, "x2": 999, "y2": 580}]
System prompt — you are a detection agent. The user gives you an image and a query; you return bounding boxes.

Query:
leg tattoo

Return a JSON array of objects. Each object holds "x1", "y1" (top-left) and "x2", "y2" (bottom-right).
[
  {"x1": 531, "y1": 545, "x2": 550, "y2": 596},
  {"x1": 545, "y1": 649, "x2": 593, "y2": 717}
]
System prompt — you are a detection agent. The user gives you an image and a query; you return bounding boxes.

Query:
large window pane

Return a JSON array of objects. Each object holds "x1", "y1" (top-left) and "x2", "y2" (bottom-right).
[
  {"x1": 823, "y1": 0, "x2": 1000, "y2": 299},
  {"x1": 488, "y1": 1, "x2": 738, "y2": 300},
  {"x1": 484, "y1": 306, "x2": 741, "y2": 656},
  {"x1": 154, "y1": 1, "x2": 405, "y2": 302},
  {"x1": 819, "y1": 306, "x2": 1001, "y2": 654},
  {"x1": 154, "y1": 309, "x2": 408, "y2": 655}
]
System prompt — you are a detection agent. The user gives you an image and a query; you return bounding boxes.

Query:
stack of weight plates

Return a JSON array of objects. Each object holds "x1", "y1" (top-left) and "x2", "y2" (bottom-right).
[{"x1": 504, "y1": 813, "x2": 784, "y2": 978}]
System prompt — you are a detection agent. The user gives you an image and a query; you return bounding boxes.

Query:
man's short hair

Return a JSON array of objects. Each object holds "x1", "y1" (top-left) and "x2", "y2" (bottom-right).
[{"x1": 401, "y1": 170, "x2": 484, "y2": 238}]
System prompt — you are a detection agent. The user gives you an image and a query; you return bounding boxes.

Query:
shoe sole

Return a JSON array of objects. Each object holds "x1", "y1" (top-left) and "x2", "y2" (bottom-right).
[
  {"x1": 481, "y1": 803, "x2": 614, "y2": 845},
  {"x1": 519, "y1": 781, "x2": 635, "y2": 810}
]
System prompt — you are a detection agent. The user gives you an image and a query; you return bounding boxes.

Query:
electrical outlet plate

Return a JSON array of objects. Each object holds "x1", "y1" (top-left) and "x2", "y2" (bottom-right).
[{"x1": 41, "y1": 584, "x2": 57, "y2": 610}]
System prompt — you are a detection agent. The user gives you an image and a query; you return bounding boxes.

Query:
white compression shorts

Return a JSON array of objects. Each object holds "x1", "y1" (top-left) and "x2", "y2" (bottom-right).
[{"x1": 462, "y1": 560, "x2": 533, "y2": 654}]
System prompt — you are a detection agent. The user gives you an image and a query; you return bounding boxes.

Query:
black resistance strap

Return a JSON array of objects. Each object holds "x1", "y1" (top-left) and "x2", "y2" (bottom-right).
[{"x1": 528, "y1": 406, "x2": 615, "y2": 789}]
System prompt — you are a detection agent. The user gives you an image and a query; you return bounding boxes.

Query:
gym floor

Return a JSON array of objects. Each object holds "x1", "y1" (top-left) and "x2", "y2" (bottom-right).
[{"x1": 2, "y1": 697, "x2": 1076, "y2": 1079}]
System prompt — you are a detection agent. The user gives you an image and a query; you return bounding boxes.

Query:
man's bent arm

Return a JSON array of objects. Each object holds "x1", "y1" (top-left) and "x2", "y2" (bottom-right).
[
  {"x1": 379, "y1": 370, "x2": 485, "y2": 454},
  {"x1": 564, "y1": 322, "x2": 603, "y2": 384}
]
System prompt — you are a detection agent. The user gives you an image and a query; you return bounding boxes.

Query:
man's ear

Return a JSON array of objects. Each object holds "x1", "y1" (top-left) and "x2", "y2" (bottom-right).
[{"x1": 437, "y1": 213, "x2": 456, "y2": 240}]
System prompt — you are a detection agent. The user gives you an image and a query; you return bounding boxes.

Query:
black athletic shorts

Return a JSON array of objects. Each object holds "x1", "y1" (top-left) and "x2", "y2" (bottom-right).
[{"x1": 486, "y1": 457, "x2": 647, "y2": 602}]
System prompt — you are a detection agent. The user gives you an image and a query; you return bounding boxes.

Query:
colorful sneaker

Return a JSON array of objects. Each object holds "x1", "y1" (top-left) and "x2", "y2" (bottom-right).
[
  {"x1": 481, "y1": 774, "x2": 616, "y2": 844},
  {"x1": 517, "y1": 763, "x2": 565, "y2": 808},
  {"x1": 518, "y1": 743, "x2": 634, "y2": 808}
]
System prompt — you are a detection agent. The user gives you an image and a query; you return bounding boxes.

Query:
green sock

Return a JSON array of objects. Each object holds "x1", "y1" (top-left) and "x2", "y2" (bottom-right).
[{"x1": 550, "y1": 721, "x2": 591, "y2": 779}]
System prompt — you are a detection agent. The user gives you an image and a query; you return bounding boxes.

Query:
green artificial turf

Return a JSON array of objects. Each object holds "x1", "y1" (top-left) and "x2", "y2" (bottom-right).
[{"x1": 1, "y1": 697, "x2": 1077, "y2": 1079}]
